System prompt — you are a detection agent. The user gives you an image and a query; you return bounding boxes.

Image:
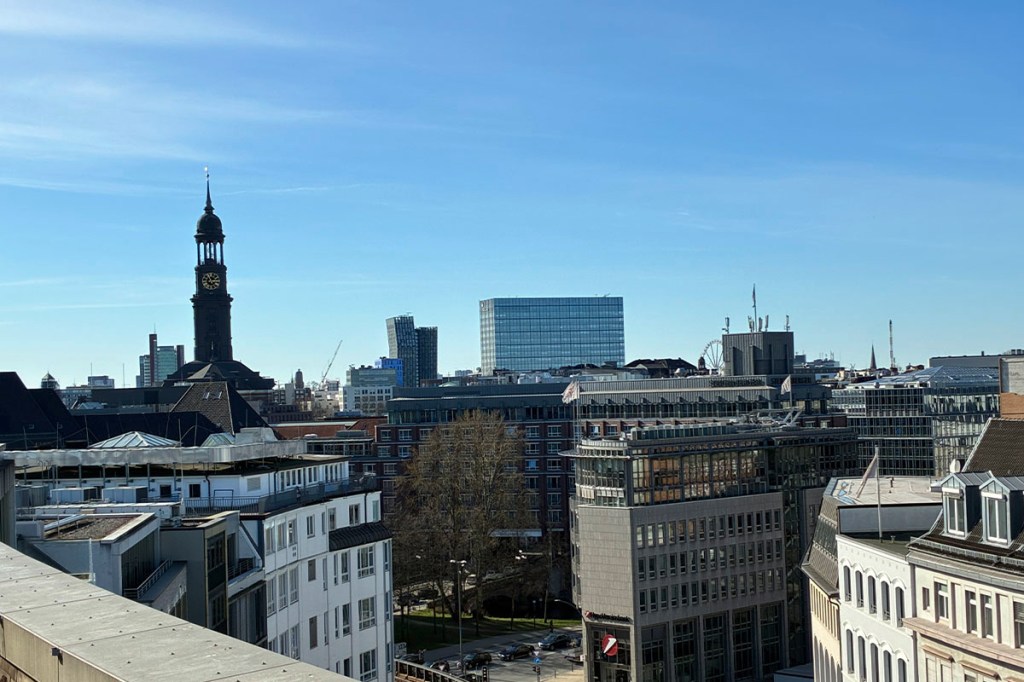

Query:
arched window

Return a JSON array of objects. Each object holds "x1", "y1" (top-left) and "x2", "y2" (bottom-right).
[
  {"x1": 846, "y1": 630, "x2": 855, "y2": 673},
  {"x1": 883, "y1": 651, "x2": 893, "y2": 682},
  {"x1": 895, "y1": 587, "x2": 905, "y2": 626},
  {"x1": 881, "y1": 581, "x2": 891, "y2": 620},
  {"x1": 868, "y1": 576, "x2": 877, "y2": 614},
  {"x1": 858, "y1": 636, "x2": 867, "y2": 682},
  {"x1": 856, "y1": 571, "x2": 864, "y2": 607},
  {"x1": 898, "y1": 658, "x2": 907, "y2": 682},
  {"x1": 844, "y1": 566, "x2": 852, "y2": 602}
]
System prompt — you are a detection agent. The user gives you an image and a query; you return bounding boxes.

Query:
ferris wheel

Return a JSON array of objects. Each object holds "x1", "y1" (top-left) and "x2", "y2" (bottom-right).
[{"x1": 700, "y1": 339, "x2": 724, "y2": 374}]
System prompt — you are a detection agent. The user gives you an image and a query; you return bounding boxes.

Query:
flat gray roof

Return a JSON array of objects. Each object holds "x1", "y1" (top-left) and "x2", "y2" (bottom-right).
[
  {"x1": 827, "y1": 476, "x2": 939, "y2": 506},
  {"x1": 9, "y1": 439, "x2": 309, "y2": 469},
  {"x1": 0, "y1": 543, "x2": 346, "y2": 681}
]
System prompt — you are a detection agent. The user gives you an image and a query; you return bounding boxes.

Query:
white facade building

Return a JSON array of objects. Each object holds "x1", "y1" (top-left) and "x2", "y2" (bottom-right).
[
  {"x1": 262, "y1": 487, "x2": 392, "y2": 679},
  {"x1": 837, "y1": 535, "x2": 914, "y2": 682},
  {"x1": 803, "y1": 476, "x2": 940, "y2": 682},
  {"x1": 11, "y1": 435, "x2": 393, "y2": 681}
]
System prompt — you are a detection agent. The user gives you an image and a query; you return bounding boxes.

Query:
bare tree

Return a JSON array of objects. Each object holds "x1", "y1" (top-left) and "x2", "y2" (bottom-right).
[{"x1": 394, "y1": 410, "x2": 531, "y2": 636}]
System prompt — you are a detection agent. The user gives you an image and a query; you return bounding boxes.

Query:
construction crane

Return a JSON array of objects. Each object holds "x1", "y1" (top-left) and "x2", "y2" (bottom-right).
[{"x1": 320, "y1": 339, "x2": 343, "y2": 389}]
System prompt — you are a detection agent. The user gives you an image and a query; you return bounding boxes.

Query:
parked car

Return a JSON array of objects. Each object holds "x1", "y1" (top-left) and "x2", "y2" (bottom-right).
[
  {"x1": 462, "y1": 652, "x2": 492, "y2": 670},
  {"x1": 429, "y1": 660, "x2": 450, "y2": 672},
  {"x1": 537, "y1": 633, "x2": 573, "y2": 651},
  {"x1": 399, "y1": 651, "x2": 425, "y2": 664},
  {"x1": 564, "y1": 650, "x2": 584, "y2": 666},
  {"x1": 498, "y1": 643, "x2": 534, "y2": 661}
]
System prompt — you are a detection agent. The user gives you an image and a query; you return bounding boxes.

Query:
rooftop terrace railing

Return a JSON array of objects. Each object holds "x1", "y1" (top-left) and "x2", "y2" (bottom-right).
[
  {"x1": 182, "y1": 476, "x2": 377, "y2": 517},
  {"x1": 123, "y1": 559, "x2": 171, "y2": 600}
]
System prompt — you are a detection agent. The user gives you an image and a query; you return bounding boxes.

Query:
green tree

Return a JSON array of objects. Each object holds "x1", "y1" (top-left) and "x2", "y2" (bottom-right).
[{"x1": 393, "y1": 410, "x2": 531, "y2": 638}]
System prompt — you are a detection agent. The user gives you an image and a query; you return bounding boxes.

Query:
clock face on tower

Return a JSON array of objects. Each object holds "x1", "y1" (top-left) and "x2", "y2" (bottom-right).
[{"x1": 201, "y1": 272, "x2": 221, "y2": 290}]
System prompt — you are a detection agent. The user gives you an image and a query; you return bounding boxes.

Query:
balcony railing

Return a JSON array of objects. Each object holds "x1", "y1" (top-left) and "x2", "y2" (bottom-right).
[
  {"x1": 181, "y1": 476, "x2": 377, "y2": 517},
  {"x1": 124, "y1": 560, "x2": 171, "y2": 600},
  {"x1": 228, "y1": 557, "x2": 257, "y2": 580}
]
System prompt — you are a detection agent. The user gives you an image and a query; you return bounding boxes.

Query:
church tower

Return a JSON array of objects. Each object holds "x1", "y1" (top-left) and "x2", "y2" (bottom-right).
[
  {"x1": 163, "y1": 176, "x2": 273, "y2": 392},
  {"x1": 191, "y1": 179, "x2": 234, "y2": 363}
]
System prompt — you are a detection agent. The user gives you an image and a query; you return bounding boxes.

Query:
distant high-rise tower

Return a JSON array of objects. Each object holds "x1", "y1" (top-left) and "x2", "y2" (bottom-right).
[
  {"x1": 40, "y1": 373, "x2": 59, "y2": 391},
  {"x1": 416, "y1": 326, "x2": 438, "y2": 385},
  {"x1": 137, "y1": 333, "x2": 186, "y2": 387},
  {"x1": 479, "y1": 297, "x2": 625, "y2": 375},
  {"x1": 386, "y1": 316, "x2": 438, "y2": 387},
  {"x1": 386, "y1": 316, "x2": 418, "y2": 388},
  {"x1": 294, "y1": 369, "x2": 305, "y2": 390}
]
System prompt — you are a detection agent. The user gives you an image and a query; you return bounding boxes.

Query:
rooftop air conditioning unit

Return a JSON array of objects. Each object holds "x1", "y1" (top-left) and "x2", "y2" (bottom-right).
[
  {"x1": 105, "y1": 486, "x2": 148, "y2": 503},
  {"x1": 51, "y1": 487, "x2": 100, "y2": 504},
  {"x1": 16, "y1": 484, "x2": 50, "y2": 508}
]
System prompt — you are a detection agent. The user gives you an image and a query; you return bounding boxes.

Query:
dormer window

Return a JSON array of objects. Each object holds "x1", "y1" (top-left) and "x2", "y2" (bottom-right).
[
  {"x1": 983, "y1": 488, "x2": 1010, "y2": 544},
  {"x1": 943, "y1": 489, "x2": 966, "y2": 536}
]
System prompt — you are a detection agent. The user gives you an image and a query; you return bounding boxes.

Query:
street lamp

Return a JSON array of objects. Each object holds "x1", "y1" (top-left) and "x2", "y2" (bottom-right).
[
  {"x1": 550, "y1": 598, "x2": 583, "y2": 619},
  {"x1": 511, "y1": 551, "x2": 528, "y2": 629},
  {"x1": 450, "y1": 559, "x2": 467, "y2": 663}
]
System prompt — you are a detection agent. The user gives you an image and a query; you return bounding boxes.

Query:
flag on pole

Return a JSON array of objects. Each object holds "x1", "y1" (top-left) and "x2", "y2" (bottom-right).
[
  {"x1": 561, "y1": 380, "x2": 580, "y2": 404},
  {"x1": 780, "y1": 375, "x2": 792, "y2": 395},
  {"x1": 856, "y1": 448, "x2": 880, "y2": 497}
]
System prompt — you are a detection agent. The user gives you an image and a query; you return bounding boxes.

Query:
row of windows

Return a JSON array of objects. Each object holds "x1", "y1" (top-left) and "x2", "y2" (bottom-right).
[
  {"x1": 524, "y1": 442, "x2": 568, "y2": 455},
  {"x1": 922, "y1": 578, "x2": 1024, "y2": 647},
  {"x1": 275, "y1": 464, "x2": 343, "y2": 489},
  {"x1": 266, "y1": 544, "x2": 390, "y2": 617},
  {"x1": 841, "y1": 566, "x2": 906, "y2": 626},
  {"x1": 381, "y1": 423, "x2": 567, "y2": 442},
  {"x1": 524, "y1": 458, "x2": 567, "y2": 472},
  {"x1": 265, "y1": 504, "x2": 366, "y2": 554},
  {"x1": 638, "y1": 570, "x2": 784, "y2": 613},
  {"x1": 359, "y1": 462, "x2": 399, "y2": 476},
  {"x1": 843, "y1": 630, "x2": 908, "y2": 682},
  {"x1": 639, "y1": 540, "x2": 784, "y2": 581},
  {"x1": 635, "y1": 511, "x2": 782, "y2": 549}
]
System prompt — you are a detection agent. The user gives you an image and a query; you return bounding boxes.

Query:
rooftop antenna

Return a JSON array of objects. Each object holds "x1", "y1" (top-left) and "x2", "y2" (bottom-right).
[
  {"x1": 723, "y1": 317, "x2": 730, "y2": 334},
  {"x1": 764, "y1": 314, "x2": 769, "y2": 331},
  {"x1": 889, "y1": 320, "x2": 897, "y2": 373},
  {"x1": 785, "y1": 314, "x2": 790, "y2": 332},
  {"x1": 752, "y1": 284, "x2": 758, "y2": 329}
]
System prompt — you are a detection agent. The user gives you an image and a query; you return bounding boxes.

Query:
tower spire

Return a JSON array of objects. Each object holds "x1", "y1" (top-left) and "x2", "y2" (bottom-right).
[{"x1": 204, "y1": 166, "x2": 213, "y2": 212}]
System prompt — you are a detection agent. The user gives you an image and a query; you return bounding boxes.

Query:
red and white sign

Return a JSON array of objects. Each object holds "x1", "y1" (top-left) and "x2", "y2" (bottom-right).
[{"x1": 601, "y1": 634, "x2": 618, "y2": 657}]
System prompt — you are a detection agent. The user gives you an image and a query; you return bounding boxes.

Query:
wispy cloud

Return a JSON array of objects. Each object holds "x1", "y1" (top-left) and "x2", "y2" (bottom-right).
[
  {"x1": 0, "y1": 1, "x2": 322, "y2": 49},
  {"x1": 0, "y1": 74, "x2": 347, "y2": 166},
  {"x1": 0, "y1": 300, "x2": 180, "y2": 314},
  {"x1": 0, "y1": 277, "x2": 73, "y2": 288},
  {"x1": 0, "y1": 174, "x2": 187, "y2": 196}
]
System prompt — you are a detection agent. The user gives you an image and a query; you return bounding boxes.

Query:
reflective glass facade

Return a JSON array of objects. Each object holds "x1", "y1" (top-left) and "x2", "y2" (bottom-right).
[
  {"x1": 830, "y1": 366, "x2": 999, "y2": 476},
  {"x1": 479, "y1": 297, "x2": 625, "y2": 375}
]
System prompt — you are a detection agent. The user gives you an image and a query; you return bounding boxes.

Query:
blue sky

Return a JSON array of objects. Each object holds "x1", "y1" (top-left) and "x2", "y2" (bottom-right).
[{"x1": 1, "y1": 1, "x2": 1022, "y2": 387}]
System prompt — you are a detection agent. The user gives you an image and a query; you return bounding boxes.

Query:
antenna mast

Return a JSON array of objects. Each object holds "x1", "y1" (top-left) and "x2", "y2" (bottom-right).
[
  {"x1": 752, "y1": 284, "x2": 758, "y2": 330},
  {"x1": 889, "y1": 320, "x2": 897, "y2": 373}
]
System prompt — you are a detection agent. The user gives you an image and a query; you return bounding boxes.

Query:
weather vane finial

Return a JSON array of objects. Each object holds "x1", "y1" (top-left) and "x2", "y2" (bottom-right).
[{"x1": 204, "y1": 165, "x2": 213, "y2": 211}]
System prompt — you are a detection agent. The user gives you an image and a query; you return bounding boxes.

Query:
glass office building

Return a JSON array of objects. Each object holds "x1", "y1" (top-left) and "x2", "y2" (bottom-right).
[
  {"x1": 830, "y1": 365, "x2": 999, "y2": 476},
  {"x1": 479, "y1": 297, "x2": 625, "y2": 375}
]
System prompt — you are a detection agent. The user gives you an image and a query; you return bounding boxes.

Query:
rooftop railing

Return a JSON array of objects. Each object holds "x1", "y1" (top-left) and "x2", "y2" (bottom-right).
[
  {"x1": 182, "y1": 476, "x2": 377, "y2": 517},
  {"x1": 124, "y1": 560, "x2": 171, "y2": 600}
]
